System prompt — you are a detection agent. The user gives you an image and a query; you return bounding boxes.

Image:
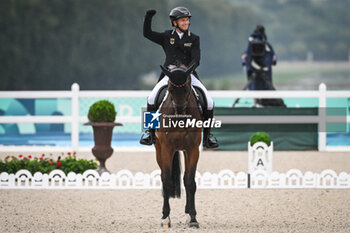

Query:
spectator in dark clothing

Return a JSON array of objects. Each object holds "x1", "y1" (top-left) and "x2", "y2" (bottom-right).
[
  {"x1": 241, "y1": 25, "x2": 277, "y2": 91},
  {"x1": 241, "y1": 25, "x2": 277, "y2": 107}
]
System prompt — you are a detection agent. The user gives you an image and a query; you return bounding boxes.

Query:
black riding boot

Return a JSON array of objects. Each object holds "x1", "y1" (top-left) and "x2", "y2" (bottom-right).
[
  {"x1": 140, "y1": 104, "x2": 156, "y2": 145},
  {"x1": 203, "y1": 109, "x2": 219, "y2": 148}
]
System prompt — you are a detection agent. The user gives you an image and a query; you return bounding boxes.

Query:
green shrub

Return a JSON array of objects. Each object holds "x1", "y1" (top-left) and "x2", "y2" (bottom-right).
[
  {"x1": 250, "y1": 132, "x2": 271, "y2": 146},
  {"x1": 88, "y1": 100, "x2": 116, "y2": 122},
  {"x1": 0, "y1": 153, "x2": 98, "y2": 175}
]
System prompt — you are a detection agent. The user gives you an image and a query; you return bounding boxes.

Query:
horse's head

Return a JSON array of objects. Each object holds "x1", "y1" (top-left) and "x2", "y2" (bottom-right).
[{"x1": 160, "y1": 64, "x2": 195, "y2": 114}]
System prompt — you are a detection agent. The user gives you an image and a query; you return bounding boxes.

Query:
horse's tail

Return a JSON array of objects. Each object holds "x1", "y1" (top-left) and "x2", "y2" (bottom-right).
[{"x1": 170, "y1": 151, "x2": 181, "y2": 198}]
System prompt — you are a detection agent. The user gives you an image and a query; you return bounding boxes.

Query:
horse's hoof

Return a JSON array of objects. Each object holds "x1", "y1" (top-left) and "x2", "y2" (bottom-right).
[
  {"x1": 189, "y1": 221, "x2": 199, "y2": 228},
  {"x1": 160, "y1": 216, "x2": 171, "y2": 228}
]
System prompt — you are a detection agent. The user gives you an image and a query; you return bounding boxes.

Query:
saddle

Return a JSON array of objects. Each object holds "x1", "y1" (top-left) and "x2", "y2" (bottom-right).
[{"x1": 155, "y1": 85, "x2": 207, "y2": 115}]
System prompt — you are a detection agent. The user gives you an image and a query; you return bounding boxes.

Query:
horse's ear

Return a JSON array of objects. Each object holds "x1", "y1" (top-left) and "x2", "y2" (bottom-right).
[
  {"x1": 186, "y1": 63, "x2": 195, "y2": 76},
  {"x1": 160, "y1": 65, "x2": 172, "y2": 78}
]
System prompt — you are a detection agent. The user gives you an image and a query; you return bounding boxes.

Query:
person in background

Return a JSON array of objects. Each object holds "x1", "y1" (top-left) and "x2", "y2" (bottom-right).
[{"x1": 241, "y1": 25, "x2": 277, "y2": 107}]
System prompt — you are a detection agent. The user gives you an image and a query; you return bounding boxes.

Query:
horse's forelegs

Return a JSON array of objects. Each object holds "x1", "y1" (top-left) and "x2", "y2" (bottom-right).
[
  {"x1": 161, "y1": 194, "x2": 170, "y2": 228},
  {"x1": 159, "y1": 146, "x2": 174, "y2": 227},
  {"x1": 162, "y1": 172, "x2": 171, "y2": 219},
  {"x1": 160, "y1": 168, "x2": 172, "y2": 227},
  {"x1": 156, "y1": 143, "x2": 170, "y2": 219},
  {"x1": 184, "y1": 169, "x2": 197, "y2": 225},
  {"x1": 184, "y1": 150, "x2": 199, "y2": 228}
]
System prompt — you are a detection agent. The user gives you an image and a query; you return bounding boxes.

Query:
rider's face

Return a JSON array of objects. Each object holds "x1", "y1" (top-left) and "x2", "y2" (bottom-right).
[{"x1": 174, "y1": 17, "x2": 190, "y2": 31}]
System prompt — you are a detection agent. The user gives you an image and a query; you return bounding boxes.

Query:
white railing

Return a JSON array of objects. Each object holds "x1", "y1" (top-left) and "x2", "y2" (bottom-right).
[
  {"x1": 1, "y1": 169, "x2": 349, "y2": 189},
  {"x1": 0, "y1": 83, "x2": 349, "y2": 152}
]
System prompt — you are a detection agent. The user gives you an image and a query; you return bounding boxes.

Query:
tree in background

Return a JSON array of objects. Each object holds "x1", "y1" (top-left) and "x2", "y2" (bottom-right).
[
  {"x1": 0, "y1": 0, "x2": 349, "y2": 90},
  {"x1": 0, "y1": 0, "x2": 167, "y2": 90},
  {"x1": 230, "y1": 0, "x2": 350, "y2": 61}
]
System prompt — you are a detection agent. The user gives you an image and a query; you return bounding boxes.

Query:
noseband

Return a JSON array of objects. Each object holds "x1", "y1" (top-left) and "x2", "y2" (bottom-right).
[
  {"x1": 168, "y1": 78, "x2": 189, "y2": 88},
  {"x1": 168, "y1": 77, "x2": 191, "y2": 113}
]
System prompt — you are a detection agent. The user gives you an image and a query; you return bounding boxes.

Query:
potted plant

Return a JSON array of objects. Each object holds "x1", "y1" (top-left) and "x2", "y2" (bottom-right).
[
  {"x1": 84, "y1": 100, "x2": 122, "y2": 174},
  {"x1": 249, "y1": 131, "x2": 271, "y2": 147}
]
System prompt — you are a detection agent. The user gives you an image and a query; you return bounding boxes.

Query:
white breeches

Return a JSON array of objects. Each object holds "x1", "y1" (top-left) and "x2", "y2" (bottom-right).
[{"x1": 147, "y1": 74, "x2": 214, "y2": 110}]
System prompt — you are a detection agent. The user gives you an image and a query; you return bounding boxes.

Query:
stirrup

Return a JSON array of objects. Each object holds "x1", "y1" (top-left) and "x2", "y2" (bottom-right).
[
  {"x1": 140, "y1": 131, "x2": 154, "y2": 145},
  {"x1": 204, "y1": 134, "x2": 219, "y2": 149}
]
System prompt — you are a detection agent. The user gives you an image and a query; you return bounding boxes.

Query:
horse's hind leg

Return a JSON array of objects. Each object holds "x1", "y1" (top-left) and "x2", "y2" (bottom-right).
[{"x1": 183, "y1": 148, "x2": 200, "y2": 228}]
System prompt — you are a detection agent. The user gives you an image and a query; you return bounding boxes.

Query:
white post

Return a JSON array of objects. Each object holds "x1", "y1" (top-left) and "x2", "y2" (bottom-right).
[
  {"x1": 71, "y1": 83, "x2": 80, "y2": 151},
  {"x1": 318, "y1": 83, "x2": 327, "y2": 151}
]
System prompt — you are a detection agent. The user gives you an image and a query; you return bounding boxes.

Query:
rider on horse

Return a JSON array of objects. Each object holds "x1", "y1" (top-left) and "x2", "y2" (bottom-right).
[{"x1": 140, "y1": 7, "x2": 219, "y2": 148}]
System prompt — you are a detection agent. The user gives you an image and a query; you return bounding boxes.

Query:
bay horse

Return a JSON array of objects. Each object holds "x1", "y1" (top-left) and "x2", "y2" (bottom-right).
[{"x1": 155, "y1": 64, "x2": 202, "y2": 228}]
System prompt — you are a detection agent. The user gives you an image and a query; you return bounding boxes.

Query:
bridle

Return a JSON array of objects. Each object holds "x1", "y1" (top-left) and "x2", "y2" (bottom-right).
[
  {"x1": 168, "y1": 76, "x2": 191, "y2": 113},
  {"x1": 168, "y1": 77, "x2": 189, "y2": 88}
]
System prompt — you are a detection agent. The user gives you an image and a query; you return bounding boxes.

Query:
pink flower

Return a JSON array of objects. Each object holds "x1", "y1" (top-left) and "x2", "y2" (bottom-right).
[
  {"x1": 5, "y1": 156, "x2": 10, "y2": 160},
  {"x1": 56, "y1": 161, "x2": 61, "y2": 167},
  {"x1": 28, "y1": 155, "x2": 32, "y2": 159},
  {"x1": 48, "y1": 161, "x2": 53, "y2": 165},
  {"x1": 67, "y1": 152, "x2": 71, "y2": 156},
  {"x1": 19, "y1": 154, "x2": 23, "y2": 158}
]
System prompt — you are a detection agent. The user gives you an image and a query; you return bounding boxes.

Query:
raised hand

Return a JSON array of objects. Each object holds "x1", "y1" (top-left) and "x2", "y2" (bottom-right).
[{"x1": 146, "y1": 9, "x2": 156, "y2": 16}]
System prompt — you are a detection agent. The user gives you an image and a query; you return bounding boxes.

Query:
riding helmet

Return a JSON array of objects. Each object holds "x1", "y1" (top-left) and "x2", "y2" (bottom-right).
[{"x1": 169, "y1": 7, "x2": 191, "y2": 26}]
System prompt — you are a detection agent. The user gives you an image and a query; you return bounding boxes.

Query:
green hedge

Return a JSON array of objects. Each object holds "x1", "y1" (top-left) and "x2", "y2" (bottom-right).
[
  {"x1": 250, "y1": 132, "x2": 271, "y2": 146},
  {"x1": 88, "y1": 100, "x2": 116, "y2": 122},
  {"x1": 0, "y1": 153, "x2": 98, "y2": 175}
]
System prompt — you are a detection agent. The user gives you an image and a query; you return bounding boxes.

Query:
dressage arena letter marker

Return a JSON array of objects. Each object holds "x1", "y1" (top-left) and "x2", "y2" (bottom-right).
[
  {"x1": 248, "y1": 141, "x2": 273, "y2": 174},
  {"x1": 257, "y1": 158, "x2": 264, "y2": 167}
]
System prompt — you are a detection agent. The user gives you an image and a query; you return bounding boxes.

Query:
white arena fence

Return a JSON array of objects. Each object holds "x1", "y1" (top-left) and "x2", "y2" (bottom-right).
[
  {"x1": 0, "y1": 82, "x2": 349, "y2": 152},
  {"x1": 1, "y1": 169, "x2": 350, "y2": 189}
]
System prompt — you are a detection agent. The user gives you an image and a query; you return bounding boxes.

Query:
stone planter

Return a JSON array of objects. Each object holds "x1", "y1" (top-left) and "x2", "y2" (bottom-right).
[{"x1": 84, "y1": 122, "x2": 123, "y2": 174}]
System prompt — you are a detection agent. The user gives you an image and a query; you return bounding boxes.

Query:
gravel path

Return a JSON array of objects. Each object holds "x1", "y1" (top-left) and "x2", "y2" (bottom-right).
[{"x1": 1, "y1": 150, "x2": 350, "y2": 232}]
